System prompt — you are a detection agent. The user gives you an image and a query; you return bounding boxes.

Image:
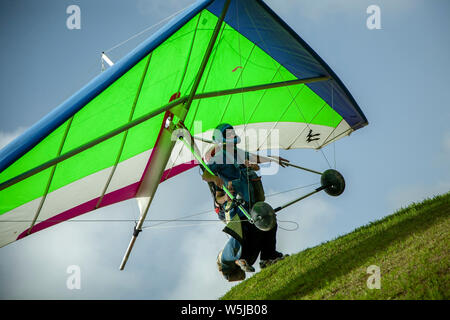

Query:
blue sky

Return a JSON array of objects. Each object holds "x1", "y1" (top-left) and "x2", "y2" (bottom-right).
[{"x1": 0, "y1": 0, "x2": 449, "y2": 299}]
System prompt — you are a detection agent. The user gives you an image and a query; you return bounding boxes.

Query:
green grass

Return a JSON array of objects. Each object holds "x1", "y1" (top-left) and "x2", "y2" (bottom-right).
[{"x1": 221, "y1": 192, "x2": 450, "y2": 300}]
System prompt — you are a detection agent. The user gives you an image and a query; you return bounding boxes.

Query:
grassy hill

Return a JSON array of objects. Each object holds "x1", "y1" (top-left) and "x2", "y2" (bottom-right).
[{"x1": 222, "y1": 192, "x2": 450, "y2": 300}]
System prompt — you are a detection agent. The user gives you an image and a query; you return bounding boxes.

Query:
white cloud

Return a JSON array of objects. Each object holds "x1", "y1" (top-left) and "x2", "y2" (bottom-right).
[
  {"x1": 167, "y1": 224, "x2": 236, "y2": 299},
  {"x1": 387, "y1": 181, "x2": 450, "y2": 212},
  {"x1": 0, "y1": 201, "x2": 145, "y2": 299},
  {"x1": 0, "y1": 127, "x2": 28, "y2": 150}
]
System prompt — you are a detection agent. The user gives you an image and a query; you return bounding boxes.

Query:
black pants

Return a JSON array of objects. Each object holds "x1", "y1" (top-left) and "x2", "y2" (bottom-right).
[{"x1": 240, "y1": 221, "x2": 279, "y2": 265}]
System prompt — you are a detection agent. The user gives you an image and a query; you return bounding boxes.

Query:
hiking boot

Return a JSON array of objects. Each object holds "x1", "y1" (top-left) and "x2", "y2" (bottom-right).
[
  {"x1": 259, "y1": 253, "x2": 289, "y2": 269},
  {"x1": 235, "y1": 259, "x2": 255, "y2": 272}
]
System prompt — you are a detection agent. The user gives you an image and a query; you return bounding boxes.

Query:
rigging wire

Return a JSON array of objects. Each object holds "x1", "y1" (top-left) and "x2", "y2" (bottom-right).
[
  {"x1": 277, "y1": 220, "x2": 299, "y2": 232},
  {"x1": 103, "y1": 4, "x2": 193, "y2": 54},
  {"x1": 1, "y1": 182, "x2": 317, "y2": 231}
]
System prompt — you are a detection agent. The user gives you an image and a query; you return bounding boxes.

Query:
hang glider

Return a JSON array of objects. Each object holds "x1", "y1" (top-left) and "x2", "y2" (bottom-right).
[{"x1": 0, "y1": 0, "x2": 367, "y2": 266}]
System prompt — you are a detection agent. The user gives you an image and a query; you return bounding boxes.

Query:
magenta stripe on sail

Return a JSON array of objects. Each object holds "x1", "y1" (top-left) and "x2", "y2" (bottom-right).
[
  {"x1": 15, "y1": 161, "x2": 197, "y2": 241},
  {"x1": 160, "y1": 161, "x2": 198, "y2": 182},
  {"x1": 17, "y1": 182, "x2": 140, "y2": 240}
]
